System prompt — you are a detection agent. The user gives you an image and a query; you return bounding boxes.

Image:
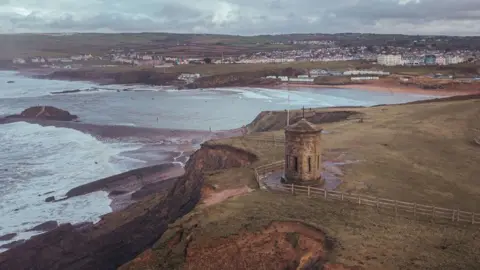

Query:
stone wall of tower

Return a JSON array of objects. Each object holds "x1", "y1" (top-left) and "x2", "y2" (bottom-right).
[{"x1": 284, "y1": 131, "x2": 322, "y2": 183}]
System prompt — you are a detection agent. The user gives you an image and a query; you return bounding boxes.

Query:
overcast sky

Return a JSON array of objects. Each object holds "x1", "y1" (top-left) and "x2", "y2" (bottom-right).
[{"x1": 0, "y1": 0, "x2": 479, "y2": 35}]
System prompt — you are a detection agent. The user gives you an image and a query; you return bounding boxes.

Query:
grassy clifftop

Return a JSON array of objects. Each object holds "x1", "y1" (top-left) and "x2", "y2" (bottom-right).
[{"x1": 120, "y1": 95, "x2": 480, "y2": 270}]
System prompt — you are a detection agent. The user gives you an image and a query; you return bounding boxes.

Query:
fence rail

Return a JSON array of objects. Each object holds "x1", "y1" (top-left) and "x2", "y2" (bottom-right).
[
  {"x1": 274, "y1": 183, "x2": 480, "y2": 225},
  {"x1": 242, "y1": 134, "x2": 285, "y2": 145},
  {"x1": 252, "y1": 160, "x2": 480, "y2": 226}
]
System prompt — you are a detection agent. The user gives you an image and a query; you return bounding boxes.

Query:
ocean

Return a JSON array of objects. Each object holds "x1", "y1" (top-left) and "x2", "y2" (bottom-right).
[{"x1": 0, "y1": 70, "x2": 436, "y2": 250}]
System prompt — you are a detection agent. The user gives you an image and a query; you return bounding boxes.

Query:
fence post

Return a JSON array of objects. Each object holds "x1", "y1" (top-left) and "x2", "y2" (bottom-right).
[
  {"x1": 451, "y1": 209, "x2": 455, "y2": 222},
  {"x1": 457, "y1": 209, "x2": 460, "y2": 222},
  {"x1": 291, "y1": 183, "x2": 294, "y2": 195},
  {"x1": 273, "y1": 134, "x2": 276, "y2": 147},
  {"x1": 432, "y1": 206, "x2": 435, "y2": 219},
  {"x1": 308, "y1": 186, "x2": 311, "y2": 197},
  {"x1": 376, "y1": 197, "x2": 379, "y2": 209},
  {"x1": 472, "y1": 212, "x2": 475, "y2": 224},
  {"x1": 324, "y1": 189, "x2": 327, "y2": 200},
  {"x1": 413, "y1": 203, "x2": 417, "y2": 218},
  {"x1": 341, "y1": 192, "x2": 344, "y2": 201},
  {"x1": 394, "y1": 200, "x2": 398, "y2": 217},
  {"x1": 358, "y1": 195, "x2": 361, "y2": 205}
]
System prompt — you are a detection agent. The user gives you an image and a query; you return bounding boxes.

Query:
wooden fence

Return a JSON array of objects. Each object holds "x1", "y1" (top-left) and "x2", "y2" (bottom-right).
[
  {"x1": 252, "y1": 160, "x2": 480, "y2": 226},
  {"x1": 274, "y1": 183, "x2": 480, "y2": 225},
  {"x1": 242, "y1": 134, "x2": 285, "y2": 146},
  {"x1": 254, "y1": 161, "x2": 284, "y2": 189}
]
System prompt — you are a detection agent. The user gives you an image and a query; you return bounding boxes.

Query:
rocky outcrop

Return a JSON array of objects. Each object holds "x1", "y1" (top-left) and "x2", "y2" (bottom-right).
[
  {"x1": 0, "y1": 143, "x2": 257, "y2": 270},
  {"x1": 28, "y1": 221, "x2": 59, "y2": 232},
  {"x1": 0, "y1": 233, "x2": 16, "y2": 241},
  {"x1": 247, "y1": 109, "x2": 361, "y2": 133},
  {"x1": 6, "y1": 106, "x2": 78, "y2": 121},
  {"x1": 184, "y1": 71, "x2": 272, "y2": 89}
]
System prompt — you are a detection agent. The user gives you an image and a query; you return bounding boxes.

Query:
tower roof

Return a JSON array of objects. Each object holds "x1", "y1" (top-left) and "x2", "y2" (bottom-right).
[{"x1": 285, "y1": 118, "x2": 321, "y2": 133}]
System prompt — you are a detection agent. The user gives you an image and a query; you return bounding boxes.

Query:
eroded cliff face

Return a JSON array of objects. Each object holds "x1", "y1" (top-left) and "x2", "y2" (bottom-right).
[
  {"x1": 0, "y1": 143, "x2": 257, "y2": 270},
  {"x1": 184, "y1": 72, "x2": 276, "y2": 89},
  {"x1": 120, "y1": 221, "x2": 364, "y2": 270}
]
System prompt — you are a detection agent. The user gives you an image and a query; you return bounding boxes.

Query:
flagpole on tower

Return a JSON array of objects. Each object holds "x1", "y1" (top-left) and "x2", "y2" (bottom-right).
[{"x1": 286, "y1": 88, "x2": 290, "y2": 126}]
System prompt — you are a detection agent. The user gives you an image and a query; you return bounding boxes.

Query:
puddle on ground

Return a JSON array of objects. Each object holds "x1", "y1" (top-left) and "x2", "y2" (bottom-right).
[{"x1": 261, "y1": 160, "x2": 361, "y2": 191}]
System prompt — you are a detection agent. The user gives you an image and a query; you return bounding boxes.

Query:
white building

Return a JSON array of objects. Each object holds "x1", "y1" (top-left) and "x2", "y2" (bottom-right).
[
  {"x1": 377, "y1": 54, "x2": 402, "y2": 66},
  {"x1": 436, "y1": 56, "x2": 446, "y2": 65},
  {"x1": 344, "y1": 70, "x2": 390, "y2": 76},
  {"x1": 351, "y1": 76, "x2": 380, "y2": 81},
  {"x1": 446, "y1": 56, "x2": 464, "y2": 65},
  {"x1": 12, "y1": 58, "x2": 26, "y2": 64}
]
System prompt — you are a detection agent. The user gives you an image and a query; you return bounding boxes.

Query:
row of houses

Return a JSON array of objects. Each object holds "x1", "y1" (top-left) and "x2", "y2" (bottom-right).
[
  {"x1": 377, "y1": 54, "x2": 465, "y2": 66},
  {"x1": 12, "y1": 54, "x2": 95, "y2": 65}
]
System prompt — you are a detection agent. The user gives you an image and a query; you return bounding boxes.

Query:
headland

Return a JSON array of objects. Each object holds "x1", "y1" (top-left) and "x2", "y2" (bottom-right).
[{"x1": 1, "y1": 93, "x2": 480, "y2": 269}]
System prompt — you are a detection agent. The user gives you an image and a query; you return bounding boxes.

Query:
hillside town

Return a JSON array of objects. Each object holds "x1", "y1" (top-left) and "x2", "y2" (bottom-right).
[{"x1": 10, "y1": 39, "x2": 479, "y2": 70}]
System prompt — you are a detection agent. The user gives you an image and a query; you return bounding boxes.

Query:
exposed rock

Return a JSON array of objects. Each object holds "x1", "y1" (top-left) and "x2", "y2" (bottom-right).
[
  {"x1": 0, "y1": 143, "x2": 256, "y2": 270},
  {"x1": 50, "y1": 89, "x2": 82, "y2": 94},
  {"x1": 184, "y1": 71, "x2": 275, "y2": 89},
  {"x1": 6, "y1": 80, "x2": 14, "y2": 84},
  {"x1": 6, "y1": 106, "x2": 78, "y2": 121},
  {"x1": 323, "y1": 263, "x2": 364, "y2": 270},
  {"x1": 28, "y1": 221, "x2": 59, "y2": 232},
  {"x1": 45, "y1": 196, "x2": 55, "y2": 202},
  {"x1": 72, "y1": 222, "x2": 94, "y2": 233},
  {"x1": 123, "y1": 221, "x2": 359, "y2": 270},
  {"x1": 65, "y1": 163, "x2": 178, "y2": 198},
  {"x1": 0, "y1": 240, "x2": 25, "y2": 249},
  {"x1": 108, "y1": 190, "x2": 128, "y2": 196},
  {"x1": 0, "y1": 233, "x2": 16, "y2": 241}
]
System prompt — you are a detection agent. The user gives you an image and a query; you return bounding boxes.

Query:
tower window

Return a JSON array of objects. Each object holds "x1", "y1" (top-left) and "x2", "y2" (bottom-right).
[
  {"x1": 317, "y1": 155, "x2": 320, "y2": 169},
  {"x1": 308, "y1": 157, "x2": 311, "y2": 172},
  {"x1": 294, "y1": 156, "x2": 298, "y2": 172}
]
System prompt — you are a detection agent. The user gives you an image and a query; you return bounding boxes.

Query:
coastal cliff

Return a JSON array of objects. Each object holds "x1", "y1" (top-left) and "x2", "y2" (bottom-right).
[
  {"x1": 0, "y1": 142, "x2": 257, "y2": 270},
  {"x1": 40, "y1": 69, "x2": 183, "y2": 85},
  {"x1": 183, "y1": 71, "x2": 276, "y2": 89}
]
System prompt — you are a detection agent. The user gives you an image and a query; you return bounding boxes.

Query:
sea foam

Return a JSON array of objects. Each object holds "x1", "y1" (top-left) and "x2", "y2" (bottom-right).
[{"x1": 0, "y1": 122, "x2": 144, "y2": 248}]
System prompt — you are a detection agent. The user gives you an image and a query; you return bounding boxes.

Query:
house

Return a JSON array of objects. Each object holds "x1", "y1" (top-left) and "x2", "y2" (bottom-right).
[
  {"x1": 436, "y1": 56, "x2": 446, "y2": 65},
  {"x1": 446, "y1": 56, "x2": 464, "y2": 65},
  {"x1": 12, "y1": 58, "x2": 26, "y2": 64},
  {"x1": 424, "y1": 55, "x2": 436, "y2": 65},
  {"x1": 377, "y1": 54, "x2": 402, "y2": 66}
]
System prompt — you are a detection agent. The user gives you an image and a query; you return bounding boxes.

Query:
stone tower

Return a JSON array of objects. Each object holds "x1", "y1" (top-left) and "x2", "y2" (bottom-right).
[{"x1": 284, "y1": 118, "x2": 322, "y2": 184}]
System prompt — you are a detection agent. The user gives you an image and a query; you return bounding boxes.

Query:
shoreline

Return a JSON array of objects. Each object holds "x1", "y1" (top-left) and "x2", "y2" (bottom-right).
[
  {"x1": 5, "y1": 68, "x2": 479, "y2": 97},
  {"x1": 0, "y1": 116, "x2": 246, "y2": 250},
  {"x1": 268, "y1": 82, "x2": 480, "y2": 97}
]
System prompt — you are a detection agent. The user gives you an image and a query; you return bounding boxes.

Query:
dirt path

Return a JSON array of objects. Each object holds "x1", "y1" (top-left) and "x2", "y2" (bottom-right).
[{"x1": 34, "y1": 106, "x2": 46, "y2": 118}]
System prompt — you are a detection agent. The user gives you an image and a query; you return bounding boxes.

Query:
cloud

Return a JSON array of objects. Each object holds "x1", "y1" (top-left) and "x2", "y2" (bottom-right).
[{"x1": 0, "y1": 0, "x2": 479, "y2": 35}]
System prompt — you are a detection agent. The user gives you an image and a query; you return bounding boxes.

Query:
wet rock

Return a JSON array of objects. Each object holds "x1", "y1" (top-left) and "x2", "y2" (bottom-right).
[
  {"x1": 28, "y1": 221, "x2": 59, "y2": 232},
  {"x1": 0, "y1": 233, "x2": 16, "y2": 241},
  {"x1": 6, "y1": 81, "x2": 14, "y2": 84},
  {"x1": 109, "y1": 190, "x2": 128, "y2": 196},
  {"x1": 45, "y1": 196, "x2": 55, "y2": 202},
  {"x1": 50, "y1": 89, "x2": 82, "y2": 94},
  {"x1": 6, "y1": 106, "x2": 78, "y2": 121},
  {"x1": 72, "y1": 222, "x2": 94, "y2": 233},
  {"x1": 0, "y1": 240, "x2": 25, "y2": 249}
]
